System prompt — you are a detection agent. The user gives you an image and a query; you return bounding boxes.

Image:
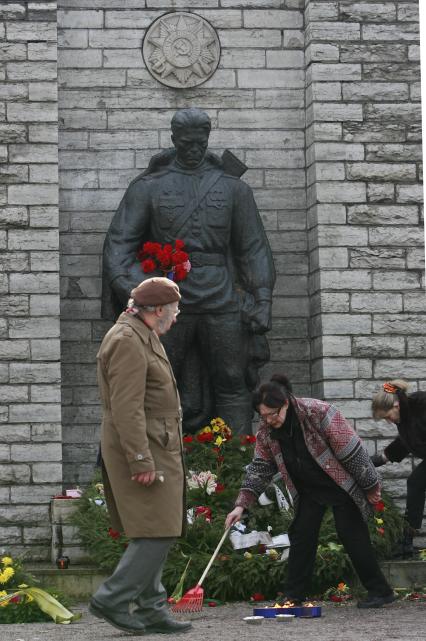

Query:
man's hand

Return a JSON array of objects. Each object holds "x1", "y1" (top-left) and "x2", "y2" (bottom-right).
[
  {"x1": 366, "y1": 485, "x2": 382, "y2": 505},
  {"x1": 249, "y1": 301, "x2": 272, "y2": 334},
  {"x1": 371, "y1": 453, "x2": 388, "y2": 467},
  {"x1": 132, "y1": 471, "x2": 157, "y2": 486},
  {"x1": 225, "y1": 506, "x2": 244, "y2": 529}
]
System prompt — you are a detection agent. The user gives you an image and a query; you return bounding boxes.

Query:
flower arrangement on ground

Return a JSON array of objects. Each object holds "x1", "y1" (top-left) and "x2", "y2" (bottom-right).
[
  {"x1": 323, "y1": 581, "x2": 353, "y2": 604},
  {"x1": 73, "y1": 419, "x2": 405, "y2": 602},
  {"x1": 137, "y1": 239, "x2": 191, "y2": 281},
  {"x1": 0, "y1": 556, "x2": 79, "y2": 624}
]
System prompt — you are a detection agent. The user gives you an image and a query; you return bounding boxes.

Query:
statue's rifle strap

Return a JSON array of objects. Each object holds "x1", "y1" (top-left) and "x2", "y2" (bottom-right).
[{"x1": 173, "y1": 170, "x2": 224, "y2": 237}]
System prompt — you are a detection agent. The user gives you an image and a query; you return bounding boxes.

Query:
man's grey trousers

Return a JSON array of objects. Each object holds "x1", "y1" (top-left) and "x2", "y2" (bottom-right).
[{"x1": 93, "y1": 537, "x2": 175, "y2": 624}]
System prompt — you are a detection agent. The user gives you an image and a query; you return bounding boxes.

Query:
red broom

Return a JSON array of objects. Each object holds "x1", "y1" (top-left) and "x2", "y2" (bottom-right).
[{"x1": 171, "y1": 527, "x2": 230, "y2": 613}]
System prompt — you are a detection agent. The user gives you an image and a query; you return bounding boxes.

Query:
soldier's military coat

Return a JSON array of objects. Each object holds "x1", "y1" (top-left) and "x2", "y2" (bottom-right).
[{"x1": 97, "y1": 311, "x2": 185, "y2": 538}]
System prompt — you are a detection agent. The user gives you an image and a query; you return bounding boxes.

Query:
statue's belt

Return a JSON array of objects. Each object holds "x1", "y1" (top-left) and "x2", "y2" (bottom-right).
[{"x1": 190, "y1": 252, "x2": 226, "y2": 267}]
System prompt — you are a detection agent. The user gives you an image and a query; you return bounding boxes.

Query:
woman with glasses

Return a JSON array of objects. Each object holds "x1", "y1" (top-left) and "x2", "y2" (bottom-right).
[
  {"x1": 225, "y1": 374, "x2": 395, "y2": 609},
  {"x1": 371, "y1": 380, "x2": 426, "y2": 558}
]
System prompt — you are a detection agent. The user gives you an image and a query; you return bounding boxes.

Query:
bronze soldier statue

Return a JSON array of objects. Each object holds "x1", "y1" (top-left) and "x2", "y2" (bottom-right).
[{"x1": 101, "y1": 108, "x2": 275, "y2": 434}]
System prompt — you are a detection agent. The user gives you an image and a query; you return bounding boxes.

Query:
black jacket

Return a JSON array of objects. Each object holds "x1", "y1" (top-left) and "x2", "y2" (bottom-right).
[{"x1": 385, "y1": 391, "x2": 426, "y2": 462}]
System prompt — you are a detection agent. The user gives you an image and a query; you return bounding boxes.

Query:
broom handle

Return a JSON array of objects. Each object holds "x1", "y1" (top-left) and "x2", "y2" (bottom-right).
[{"x1": 198, "y1": 527, "x2": 230, "y2": 587}]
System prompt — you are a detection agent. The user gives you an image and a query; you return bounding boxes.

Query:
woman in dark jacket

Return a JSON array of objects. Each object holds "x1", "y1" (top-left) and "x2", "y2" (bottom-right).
[
  {"x1": 226, "y1": 374, "x2": 396, "y2": 609},
  {"x1": 372, "y1": 380, "x2": 426, "y2": 557}
]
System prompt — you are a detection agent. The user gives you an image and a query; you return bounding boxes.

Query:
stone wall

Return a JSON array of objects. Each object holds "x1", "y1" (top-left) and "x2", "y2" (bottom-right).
[
  {"x1": 57, "y1": 0, "x2": 310, "y2": 485},
  {"x1": 305, "y1": 0, "x2": 423, "y2": 510},
  {"x1": 0, "y1": 0, "x2": 423, "y2": 557},
  {"x1": 0, "y1": 1, "x2": 62, "y2": 559}
]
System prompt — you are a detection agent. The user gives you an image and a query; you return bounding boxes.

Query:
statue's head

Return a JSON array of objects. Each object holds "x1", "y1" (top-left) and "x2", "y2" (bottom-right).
[{"x1": 171, "y1": 108, "x2": 211, "y2": 169}]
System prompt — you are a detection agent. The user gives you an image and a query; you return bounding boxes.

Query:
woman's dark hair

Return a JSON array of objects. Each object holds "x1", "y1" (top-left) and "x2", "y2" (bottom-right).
[{"x1": 252, "y1": 374, "x2": 293, "y2": 410}]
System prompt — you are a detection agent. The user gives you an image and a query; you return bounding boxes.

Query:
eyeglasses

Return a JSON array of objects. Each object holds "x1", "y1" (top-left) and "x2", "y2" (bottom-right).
[{"x1": 259, "y1": 407, "x2": 282, "y2": 420}]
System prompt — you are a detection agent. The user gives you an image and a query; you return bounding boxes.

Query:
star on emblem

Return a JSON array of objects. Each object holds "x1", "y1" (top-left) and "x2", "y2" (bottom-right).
[{"x1": 142, "y1": 13, "x2": 221, "y2": 89}]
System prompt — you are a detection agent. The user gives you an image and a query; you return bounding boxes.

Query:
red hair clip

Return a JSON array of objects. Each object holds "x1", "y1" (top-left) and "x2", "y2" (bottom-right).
[{"x1": 383, "y1": 382, "x2": 397, "y2": 394}]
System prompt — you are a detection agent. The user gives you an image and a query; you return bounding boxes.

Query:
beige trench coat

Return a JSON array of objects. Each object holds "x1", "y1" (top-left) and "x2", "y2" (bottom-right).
[{"x1": 97, "y1": 312, "x2": 186, "y2": 538}]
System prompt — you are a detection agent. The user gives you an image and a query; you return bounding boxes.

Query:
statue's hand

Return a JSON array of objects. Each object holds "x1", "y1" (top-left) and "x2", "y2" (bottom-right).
[{"x1": 249, "y1": 301, "x2": 272, "y2": 334}]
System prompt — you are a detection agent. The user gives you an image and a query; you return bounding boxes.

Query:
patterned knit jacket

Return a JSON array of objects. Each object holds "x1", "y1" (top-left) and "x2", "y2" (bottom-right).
[{"x1": 236, "y1": 396, "x2": 379, "y2": 522}]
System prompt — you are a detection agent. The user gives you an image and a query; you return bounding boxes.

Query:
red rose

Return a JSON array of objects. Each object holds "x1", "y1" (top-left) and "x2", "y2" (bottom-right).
[
  {"x1": 330, "y1": 595, "x2": 342, "y2": 602},
  {"x1": 377, "y1": 527, "x2": 385, "y2": 536},
  {"x1": 141, "y1": 258, "x2": 156, "y2": 273},
  {"x1": 374, "y1": 500, "x2": 385, "y2": 512},
  {"x1": 196, "y1": 432, "x2": 214, "y2": 443},
  {"x1": 215, "y1": 483, "x2": 225, "y2": 493},
  {"x1": 175, "y1": 239, "x2": 185, "y2": 250},
  {"x1": 195, "y1": 506, "x2": 212, "y2": 522},
  {"x1": 108, "y1": 527, "x2": 121, "y2": 540},
  {"x1": 250, "y1": 593, "x2": 265, "y2": 602},
  {"x1": 183, "y1": 435, "x2": 193, "y2": 443},
  {"x1": 174, "y1": 265, "x2": 188, "y2": 281}
]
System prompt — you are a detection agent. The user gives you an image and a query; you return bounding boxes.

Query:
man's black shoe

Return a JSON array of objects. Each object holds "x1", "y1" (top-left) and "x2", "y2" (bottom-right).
[
  {"x1": 357, "y1": 593, "x2": 398, "y2": 609},
  {"x1": 145, "y1": 618, "x2": 192, "y2": 634},
  {"x1": 89, "y1": 598, "x2": 146, "y2": 635}
]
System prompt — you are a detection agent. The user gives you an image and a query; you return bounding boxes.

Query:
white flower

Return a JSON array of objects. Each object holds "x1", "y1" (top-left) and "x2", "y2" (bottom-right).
[{"x1": 187, "y1": 471, "x2": 217, "y2": 495}]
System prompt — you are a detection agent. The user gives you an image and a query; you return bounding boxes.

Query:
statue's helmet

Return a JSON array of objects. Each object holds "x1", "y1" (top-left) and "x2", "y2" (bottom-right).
[{"x1": 171, "y1": 108, "x2": 211, "y2": 136}]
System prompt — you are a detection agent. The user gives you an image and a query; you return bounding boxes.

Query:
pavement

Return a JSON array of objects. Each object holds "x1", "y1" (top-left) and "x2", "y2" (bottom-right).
[{"x1": 0, "y1": 600, "x2": 424, "y2": 641}]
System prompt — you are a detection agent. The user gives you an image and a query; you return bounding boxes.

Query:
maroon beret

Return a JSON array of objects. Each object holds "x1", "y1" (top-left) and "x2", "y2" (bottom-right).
[{"x1": 131, "y1": 277, "x2": 181, "y2": 306}]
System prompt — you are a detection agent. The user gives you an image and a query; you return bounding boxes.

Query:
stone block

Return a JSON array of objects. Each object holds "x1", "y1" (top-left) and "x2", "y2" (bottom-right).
[
  {"x1": 369, "y1": 227, "x2": 424, "y2": 247},
  {"x1": 0, "y1": 385, "x2": 28, "y2": 403},
  {"x1": 243, "y1": 9, "x2": 302, "y2": 28},
  {"x1": 60, "y1": 69, "x2": 126, "y2": 89},
  {"x1": 313, "y1": 335, "x2": 351, "y2": 357},
  {"x1": 305, "y1": 43, "x2": 339, "y2": 63},
  {"x1": 351, "y1": 292, "x2": 402, "y2": 313},
  {"x1": 320, "y1": 314, "x2": 371, "y2": 336},
  {"x1": 372, "y1": 271, "x2": 420, "y2": 291},
  {"x1": 0, "y1": 206, "x2": 28, "y2": 227},
  {"x1": 375, "y1": 360, "x2": 426, "y2": 380},
  {"x1": 0, "y1": 252, "x2": 28, "y2": 272},
  {"x1": 343, "y1": 122, "x2": 405, "y2": 143},
  {"x1": 29, "y1": 82, "x2": 58, "y2": 103},
  {"x1": 0, "y1": 340, "x2": 30, "y2": 360},
  {"x1": 219, "y1": 29, "x2": 281, "y2": 49},
  {"x1": 343, "y1": 82, "x2": 408, "y2": 102},
  {"x1": 363, "y1": 24, "x2": 419, "y2": 42},
  {"x1": 363, "y1": 63, "x2": 420, "y2": 83},
  {"x1": 30, "y1": 424, "x2": 62, "y2": 444},
  {"x1": 408, "y1": 45, "x2": 420, "y2": 61},
  {"x1": 219, "y1": 108, "x2": 304, "y2": 129},
  {"x1": 404, "y1": 293, "x2": 426, "y2": 313},
  {"x1": 30, "y1": 339, "x2": 61, "y2": 361},
  {"x1": 0, "y1": 164, "x2": 27, "y2": 185},
  {"x1": 314, "y1": 143, "x2": 364, "y2": 162},
  {"x1": 103, "y1": 48, "x2": 146, "y2": 68},
  {"x1": 12, "y1": 485, "x2": 62, "y2": 504},
  {"x1": 88, "y1": 28, "x2": 145, "y2": 49},
  {"x1": 319, "y1": 292, "x2": 350, "y2": 313},
  {"x1": 306, "y1": 123, "x2": 342, "y2": 145},
  {"x1": 309, "y1": 163, "x2": 345, "y2": 183},
  {"x1": 10, "y1": 274, "x2": 59, "y2": 294},
  {"x1": 238, "y1": 69, "x2": 304, "y2": 88},
  {"x1": 340, "y1": 3, "x2": 396, "y2": 22},
  {"x1": 367, "y1": 183, "x2": 394, "y2": 203},
  {"x1": 0, "y1": 526, "x2": 21, "y2": 544},
  {"x1": 353, "y1": 335, "x2": 406, "y2": 358},
  {"x1": 11, "y1": 443, "x2": 62, "y2": 463},
  {"x1": 27, "y1": 42, "x2": 57, "y2": 61},
  {"x1": 365, "y1": 103, "x2": 421, "y2": 124},
  {"x1": 356, "y1": 418, "x2": 398, "y2": 439},
  {"x1": 321, "y1": 269, "x2": 371, "y2": 290},
  {"x1": 9, "y1": 404, "x2": 61, "y2": 424},
  {"x1": 30, "y1": 294, "x2": 60, "y2": 316},
  {"x1": 265, "y1": 169, "x2": 305, "y2": 188},
  {"x1": 6, "y1": 21, "x2": 57, "y2": 42},
  {"x1": 0, "y1": 424, "x2": 31, "y2": 443},
  {"x1": 0, "y1": 123, "x2": 27, "y2": 143},
  {"x1": 8, "y1": 229, "x2": 59, "y2": 251},
  {"x1": 350, "y1": 248, "x2": 405, "y2": 269},
  {"x1": 255, "y1": 89, "x2": 304, "y2": 109},
  {"x1": 348, "y1": 163, "x2": 416, "y2": 182},
  {"x1": 9, "y1": 143, "x2": 58, "y2": 164},
  {"x1": 58, "y1": 28, "x2": 88, "y2": 49},
  {"x1": 396, "y1": 184, "x2": 423, "y2": 203},
  {"x1": 407, "y1": 338, "x2": 426, "y2": 357},
  {"x1": 308, "y1": 63, "x2": 361, "y2": 82},
  {"x1": 0, "y1": 464, "x2": 30, "y2": 484},
  {"x1": 59, "y1": 150, "x2": 133, "y2": 169},
  {"x1": 317, "y1": 225, "x2": 368, "y2": 247},
  {"x1": 9, "y1": 362, "x2": 60, "y2": 384},
  {"x1": 406, "y1": 249, "x2": 425, "y2": 270},
  {"x1": 23, "y1": 526, "x2": 52, "y2": 544},
  {"x1": 58, "y1": 8, "x2": 103, "y2": 27},
  {"x1": 347, "y1": 205, "x2": 418, "y2": 225},
  {"x1": 32, "y1": 463, "x2": 62, "y2": 484},
  {"x1": 0, "y1": 295, "x2": 29, "y2": 317},
  {"x1": 340, "y1": 43, "x2": 406, "y2": 63},
  {"x1": 8, "y1": 185, "x2": 58, "y2": 206},
  {"x1": 374, "y1": 315, "x2": 425, "y2": 335},
  {"x1": 29, "y1": 124, "x2": 58, "y2": 144},
  {"x1": 333, "y1": 400, "x2": 371, "y2": 419},
  {"x1": 30, "y1": 251, "x2": 60, "y2": 272},
  {"x1": 266, "y1": 50, "x2": 304, "y2": 68},
  {"x1": 310, "y1": 102, "x2": 363, "y2": 122},
  {"x1": 314, "y1": 357, "x2": 372, "y2": 380},
  {"x1": 306, "y1": 82, "x2": 342, "y2": 103},
  {"x1": 6, "y1": 62, "x2": 57, "y2": 82},
  {"x1": 29, "y1": 204, "x2": 59, "y2": 227},
  {"x1": 30, "y1": 384, "x2": 61, "y2": 403},
  {"x1": 306, "y1": 21, "x2": 360, "y2": 41}
]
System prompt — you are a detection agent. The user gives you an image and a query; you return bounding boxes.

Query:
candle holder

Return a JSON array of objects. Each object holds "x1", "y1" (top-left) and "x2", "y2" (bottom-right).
[{"x1": 56, "y1": 555, "x2": 70, "y2": 569}]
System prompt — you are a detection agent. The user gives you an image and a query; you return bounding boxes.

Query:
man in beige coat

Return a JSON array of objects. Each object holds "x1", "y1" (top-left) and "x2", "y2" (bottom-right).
[{"x1": 90, "y1": 277, "x2": 191, "y2": 635}]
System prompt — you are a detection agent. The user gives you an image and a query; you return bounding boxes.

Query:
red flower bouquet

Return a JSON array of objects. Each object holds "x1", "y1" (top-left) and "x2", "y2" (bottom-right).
[{"x1": 137, "y1": 239, "x2": 191, "y2": 282}]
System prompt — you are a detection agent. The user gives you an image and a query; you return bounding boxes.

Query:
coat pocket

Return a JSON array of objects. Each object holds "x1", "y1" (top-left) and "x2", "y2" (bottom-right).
[{"x1": 163, "y1": 418, "x2": 180, "y2": 452}]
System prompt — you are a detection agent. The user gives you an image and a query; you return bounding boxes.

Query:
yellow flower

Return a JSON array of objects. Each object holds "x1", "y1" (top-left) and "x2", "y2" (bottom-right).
[
  {"x1": 1, "y1": 557, "x2": 12, "y2": 567},
  {"x1": 215, "y1": 418, "x2": 225, "y2": 426},
  {"x1": 18, "y1": 583, "x2": 28, "y2": 588},
  {"x1": 0, "y1": 567, "x2": 14, "y2": 584},
  {"x1": 212, "y1": 425, "x2": 220, "y2": 432},
  {"x1": 201, "y1": 426, "x2": 212, "y2": 434},
  {"x1": 375, "y1": 518, "x2": 384, "y2": 525},
  {"x1": 215, "y1": 436, "x2": 223, "y2": 447},
  {"x1": 244, "y1": 552, "x2": 253, "y2": 560},
  {"x1": 0, "y1": 590, "x2": 8, "y2": 607},
  {"x1": 337, "y1": 582, "x2": 347, "y2": 592},
  {"x1": 25, "y1": 593, "x2": 34, "y2": 603}
]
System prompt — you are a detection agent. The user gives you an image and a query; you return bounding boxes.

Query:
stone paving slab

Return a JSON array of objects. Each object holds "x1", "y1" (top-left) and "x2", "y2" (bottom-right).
[{"x1": 0, "y1": 600, "x2": 424, "y2": 641}]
